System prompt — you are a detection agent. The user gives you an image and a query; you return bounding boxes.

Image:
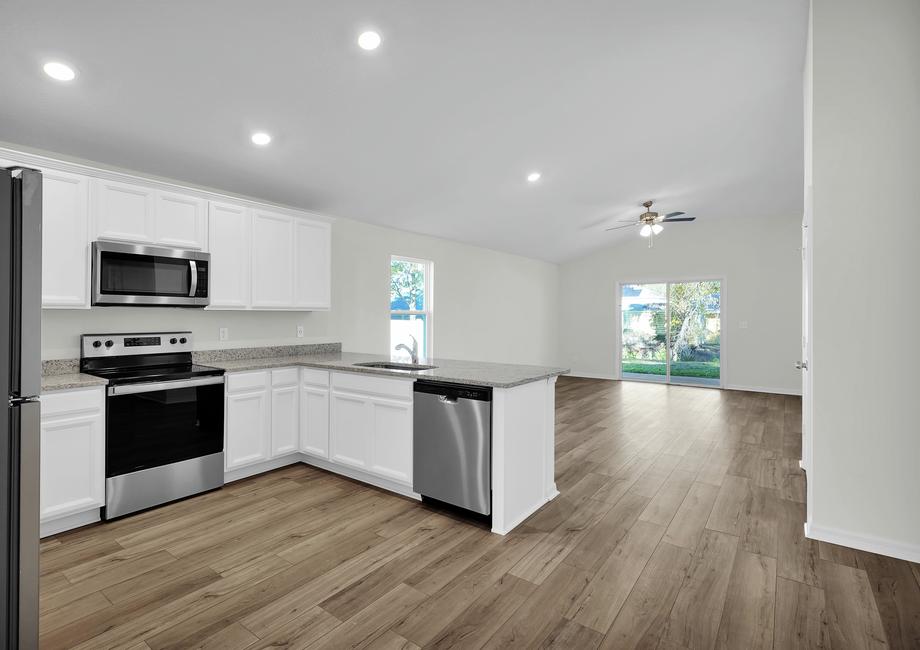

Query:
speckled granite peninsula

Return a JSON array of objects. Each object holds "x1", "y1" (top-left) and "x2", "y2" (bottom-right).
[
  {"x1": 201, "y1": 350, "x2": 568, "y2": 388},
  {"x1": 42, "y1": 341, "x2": 567, "y2": 391}
]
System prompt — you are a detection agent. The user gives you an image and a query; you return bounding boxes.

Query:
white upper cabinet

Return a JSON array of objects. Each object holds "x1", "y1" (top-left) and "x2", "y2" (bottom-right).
[
  {"x1": 154, "y1": 190, "x2": 208, "y2": 250},
  {"x1": 4, "y1": 148, "x2": 332, "y2": 313},
  {"x1": 294, "y1": 218, "x2": 332, "y2": 310},
  {"x1": 42, "y1": 169, "x2": 91, "y2": 308},
  {"x1": 92, "y1": 177, "x2": 156, "y2": 243},
  {"x1": 207, "y1": 201, "x2": 251, "y2": 309},
  {"x1": 251, "y1": 209, "x2": 295, "y2": 309},
  {"x1": 93, "y1": 178, "x2": 209, "y2": 250}
]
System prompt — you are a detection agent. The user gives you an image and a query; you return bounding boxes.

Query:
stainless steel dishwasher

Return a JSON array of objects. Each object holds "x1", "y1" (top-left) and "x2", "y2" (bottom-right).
[{"x1": 413, "y1": 381, "x2": 492, "y2": 515}]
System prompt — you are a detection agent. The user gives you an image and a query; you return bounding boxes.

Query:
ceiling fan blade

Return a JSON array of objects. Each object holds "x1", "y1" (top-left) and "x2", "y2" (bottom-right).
[
  {"x1": 664, "y1": 211, "x2": 685, "y2": 218},
  {"x1": 663, "y1": 216, "x2": 696, "y2": 222},
  {"x1": 605, "y1": 223, "x2": 638, "y2": 231}
]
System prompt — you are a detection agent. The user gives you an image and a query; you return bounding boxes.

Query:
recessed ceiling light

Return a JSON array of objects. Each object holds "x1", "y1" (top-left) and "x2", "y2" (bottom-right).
[
  {"x1": 43, "y1": 61, "x2": 76, "y2": 82},
  {"x1": 250, "y1": 132, "x2": 272, "y2": 146},
  {"x1": 527, "y1": 171, "x2": 541, "y2": 183},
  {"x1": 358, "y1": 31, "x2": 382, "y2": 51}
]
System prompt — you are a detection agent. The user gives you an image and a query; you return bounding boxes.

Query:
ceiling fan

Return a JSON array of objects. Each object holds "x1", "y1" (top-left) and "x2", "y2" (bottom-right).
[{"x1": 606, "y1": 200, "x2": 696, "y2": 248}]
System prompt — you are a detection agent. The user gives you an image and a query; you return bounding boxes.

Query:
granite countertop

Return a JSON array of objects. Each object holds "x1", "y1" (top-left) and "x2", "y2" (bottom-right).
[
  {"x1": 203, "y1": 351, "x2": 569, "y2": 388},
  {"x1": 41, "y1": 373, "x2": 108, "y2": 393},
  {"x1": 39, "y1": 342, "x2": 567, "y2": 391}
]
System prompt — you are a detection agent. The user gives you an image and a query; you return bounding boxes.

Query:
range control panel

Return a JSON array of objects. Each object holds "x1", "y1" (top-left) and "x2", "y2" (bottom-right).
[{"x1": 81, "y1": 332, "x2": 193, "y2": 358}]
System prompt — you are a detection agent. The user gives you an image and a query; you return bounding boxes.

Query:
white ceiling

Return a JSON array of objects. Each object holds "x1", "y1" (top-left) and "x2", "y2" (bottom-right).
[{"x1": 0, "y1": 0, "x2": 808, "y2": 262}]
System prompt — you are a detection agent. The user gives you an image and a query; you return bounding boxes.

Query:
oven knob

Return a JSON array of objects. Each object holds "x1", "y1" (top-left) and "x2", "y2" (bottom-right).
[
  {"x1": 104, "y1": 340, "x2": 114, "y2": 348},
  {"x1": 179, "y1": 337, "x2": 187, "y2": 344},
  {"x1": 170, "y1": 338, "x2": 178, "y2": 345},
  {"x1": 92, "y1": 340, "x2": 102, "y2": 348}
]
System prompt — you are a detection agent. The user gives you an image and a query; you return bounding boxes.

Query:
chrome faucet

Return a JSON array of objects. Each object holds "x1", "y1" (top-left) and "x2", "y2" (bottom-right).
[{"x1": 395, "y1": 335, "x2": 419, "y2": 364}]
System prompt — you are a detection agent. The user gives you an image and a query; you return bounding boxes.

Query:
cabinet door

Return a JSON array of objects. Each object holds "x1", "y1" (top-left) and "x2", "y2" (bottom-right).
[
  {"x1": 251, "y1": 210, "x2": 294, "y2": 308},
  {"x1": 155, "y1": 190, "x2": 208, "y2": 250},
  {"x1": 300, "y1": 384, "x2": 330, "y2": 459},
  {"x1": 40, "y1": 396, "x2": 105, "y2": 522},
  {"x1": 42, "y1": 169, "x2": 90, "y2": 308},
  {"x1": 92, "y1": 178, "x2": 156, "y2": 243},
  {"x1": 293, "y1": 218, "x2": 331, "y2": 310},
  {"x1": 225, "y1": 388, "x2": 271, "y2": 469},
  {"x1": 369, "y1": 397, "x2": 413, "y2": 485},
  {"x1": 207, "y1": 201, "x2": 251, "y2": 308},
  {"x1": 271, "y1": 373, "x2": 299, "y2": 457},
  {"x1": 330, "y1": 392, "x2": 370, "y2": 470}
]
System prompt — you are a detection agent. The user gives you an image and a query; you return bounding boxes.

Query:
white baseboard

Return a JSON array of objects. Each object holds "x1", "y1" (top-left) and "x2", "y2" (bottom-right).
[
  {"x1": 805, "y1": 521, "x2": 920, "y2": 564},
  {"x1": 492, "y1": 495, "x2": 554, "y2": 535},
  {"x1": 723, "y1": 383, "x2": 802, "y2": 396},
  {"x1": 224, "y1": 454, "x2": 303, "y2": 484},
  {"x1": 301, "y1": 455, "x2": 420, "y2": 501},
  {"x1": 566, "y1": 371, "x2": 617, "y2": 381},
  {"x1": 566, "y1": 373, "x2": 802, "y2": 397},
  {"x1": 41, "y1": 509, "x2": 100, "y2": 538}
]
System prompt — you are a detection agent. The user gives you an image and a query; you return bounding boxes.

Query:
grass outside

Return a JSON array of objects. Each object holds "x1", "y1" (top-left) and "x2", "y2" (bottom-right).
[{"x1": 622, "y1": 359, "x2": 720, "y2": 379}]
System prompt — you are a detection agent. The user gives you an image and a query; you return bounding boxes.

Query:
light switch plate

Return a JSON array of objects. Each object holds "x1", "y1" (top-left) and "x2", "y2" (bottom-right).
[
  {"x1": 739, "y1": 321, "x2": 749, "y2": 329},
  {"x1": 219, "y1": 327, "x2": 229, "y2": 341}
]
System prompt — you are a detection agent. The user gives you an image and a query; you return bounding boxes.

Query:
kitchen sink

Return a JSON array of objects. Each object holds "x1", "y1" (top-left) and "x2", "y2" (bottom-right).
[{"x1": 353, "y1": 361, "x2": 438, "y2": 371}]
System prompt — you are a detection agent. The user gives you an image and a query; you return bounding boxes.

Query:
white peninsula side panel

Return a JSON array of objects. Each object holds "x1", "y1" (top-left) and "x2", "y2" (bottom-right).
[{"x1": 491, "y1": 376, "x2": 558, "y2": 535}]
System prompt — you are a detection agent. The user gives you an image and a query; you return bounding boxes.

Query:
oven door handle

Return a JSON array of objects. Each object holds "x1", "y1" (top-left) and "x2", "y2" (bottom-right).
[
  {"x1": 189, "y1": 260, "x2": 198, "y2": 297},
  {"x1": 107, "y1": 375, "x2": 224, "y2": 396}
]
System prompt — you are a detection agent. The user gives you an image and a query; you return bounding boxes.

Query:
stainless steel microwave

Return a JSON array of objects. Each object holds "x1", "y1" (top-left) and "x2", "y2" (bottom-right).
[{"x1": 92, "y1": 241, "x2": 210, "y2": 307}]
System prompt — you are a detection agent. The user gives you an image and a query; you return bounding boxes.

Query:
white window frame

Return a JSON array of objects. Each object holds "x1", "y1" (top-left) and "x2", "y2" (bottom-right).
[{"x1": 389, "y1": 255, "x2": 434, "y2": 359}]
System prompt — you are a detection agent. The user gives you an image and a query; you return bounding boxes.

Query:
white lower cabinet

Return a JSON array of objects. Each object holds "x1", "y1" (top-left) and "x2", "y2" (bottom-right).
[
  {"x1": 271, "y1": 369, "x2": 299, "y2": 457},
  {"x1": 40, "y1": 388, "x2": 105, "y2": 524},
  {"x1": 368, "y1": 397, "x2": 413, "y2": 484},
  {"x1": 330, "y1": 392, "x2": 371, "y2": 469},
  {"x1": 330, "y1": 372, "x2": 413, "y2": 486},
  {"x1": 299, "y1": 369, "x2": 330, "y2": 459},
  {"x1": 226, "y1": 368, "x2": 413, "y2": 489},
  {"x1": 225, "y1": 371, "x2": 271, "y2": 470}
]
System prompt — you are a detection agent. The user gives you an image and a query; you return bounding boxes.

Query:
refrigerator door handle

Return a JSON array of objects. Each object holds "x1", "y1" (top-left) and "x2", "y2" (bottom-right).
[{"x1": 8, "y1": 396, "x2": 40, "y2": 407}]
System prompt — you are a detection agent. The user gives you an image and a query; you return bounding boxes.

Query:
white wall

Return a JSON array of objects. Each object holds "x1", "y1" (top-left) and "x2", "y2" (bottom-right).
[
  {"x1": 558, "y1": 215, "x2": 802, "y2": 394},
  {"x1": 808, "y1": 0, "x2": 920, "y2": 561},
  {"x1": 34, "y1": 148, "x2": 559, "y2": 366}
]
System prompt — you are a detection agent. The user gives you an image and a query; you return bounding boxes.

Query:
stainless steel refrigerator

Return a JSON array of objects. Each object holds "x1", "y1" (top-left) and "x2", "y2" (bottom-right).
[{"x1": 1, "y1": 166, "x2": 41, "y2": 649}]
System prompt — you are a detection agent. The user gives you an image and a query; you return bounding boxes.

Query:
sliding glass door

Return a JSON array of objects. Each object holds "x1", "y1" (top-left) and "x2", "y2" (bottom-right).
[{"x1": 620, "y1": 280, "x2": 721, "y2": 387}]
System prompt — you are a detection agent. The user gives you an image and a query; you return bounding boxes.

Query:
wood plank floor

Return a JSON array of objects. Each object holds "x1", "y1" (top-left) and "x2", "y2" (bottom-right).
[{"x1": 39, "y1": 377, "x2": 920, "y2": 649}]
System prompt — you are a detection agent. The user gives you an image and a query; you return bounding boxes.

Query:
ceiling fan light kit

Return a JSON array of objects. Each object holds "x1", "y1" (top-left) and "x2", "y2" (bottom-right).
[{"x1": 605, "y1": 199, "x2": 696, "y2": 248}]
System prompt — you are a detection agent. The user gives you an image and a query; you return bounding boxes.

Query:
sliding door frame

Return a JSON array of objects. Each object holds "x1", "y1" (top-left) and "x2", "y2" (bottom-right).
[{"x1": 615, "y1": 276, "x2": 726, "y2": 389}]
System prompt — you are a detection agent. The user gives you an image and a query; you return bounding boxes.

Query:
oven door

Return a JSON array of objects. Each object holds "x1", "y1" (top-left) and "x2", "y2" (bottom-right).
[
  {"x1": 93, "y1": 241, "x2": 210, "y2": 307},
  {"x1": 105, "y1": 376, "x2": 224, "y2": 477}
]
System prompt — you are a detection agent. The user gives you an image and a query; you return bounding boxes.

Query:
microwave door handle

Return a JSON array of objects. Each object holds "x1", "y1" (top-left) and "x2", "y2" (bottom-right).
[{"x1": 189, "y1": 259, "x2": 198, "y2": 297}]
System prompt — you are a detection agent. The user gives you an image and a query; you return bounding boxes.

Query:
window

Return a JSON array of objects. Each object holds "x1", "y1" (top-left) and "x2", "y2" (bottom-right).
[
  {"x1": 619, "y1": 280, "x2": 722, "y2": 387},
  {"x1": 390, "y1": 256, "x2": 433, "y2": 360}
]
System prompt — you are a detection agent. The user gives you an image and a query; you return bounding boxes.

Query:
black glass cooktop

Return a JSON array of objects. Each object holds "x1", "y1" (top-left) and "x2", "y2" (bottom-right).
[{"x1": 85, "y1": 364, "x2": 224, "y2": 386}]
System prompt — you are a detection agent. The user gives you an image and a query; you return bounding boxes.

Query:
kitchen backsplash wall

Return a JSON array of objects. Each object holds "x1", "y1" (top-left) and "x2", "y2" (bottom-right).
[{"x1": 41, "y1": 308, "x2": 337, "y2": 360}]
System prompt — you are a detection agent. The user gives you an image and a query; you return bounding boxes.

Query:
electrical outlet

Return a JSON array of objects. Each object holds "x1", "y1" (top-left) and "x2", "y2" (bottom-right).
[
  {"x1": 739, "y1": 321, "x2": 749, "y2": 329},
  {"x1": 296, "y1": 325, "x2": 304, "y2": 338},
  {"x1": 219, "y1": 327, "x2": 229, "y2": 341}
]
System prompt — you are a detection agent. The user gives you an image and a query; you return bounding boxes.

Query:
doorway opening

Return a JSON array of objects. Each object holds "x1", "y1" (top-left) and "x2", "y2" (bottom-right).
[{"x1": 619, "y1": 280, "x2": 722, "y2": 387}]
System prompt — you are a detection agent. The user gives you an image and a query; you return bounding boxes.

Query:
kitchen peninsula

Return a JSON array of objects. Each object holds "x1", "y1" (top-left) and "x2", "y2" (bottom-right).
[{"x1": 41, "y1": 344, "x2": 568, "y2": 536}]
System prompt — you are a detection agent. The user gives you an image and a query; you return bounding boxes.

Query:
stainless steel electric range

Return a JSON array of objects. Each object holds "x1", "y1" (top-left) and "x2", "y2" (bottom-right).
[{"x1": 80, "y1": 332, "x2": 225, "y2": 519}]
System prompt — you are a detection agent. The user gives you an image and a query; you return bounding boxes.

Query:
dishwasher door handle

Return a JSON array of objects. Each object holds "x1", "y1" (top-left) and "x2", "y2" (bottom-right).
[{"x1": 437, "y1": 395, "x2": 459, "y2": 404}]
